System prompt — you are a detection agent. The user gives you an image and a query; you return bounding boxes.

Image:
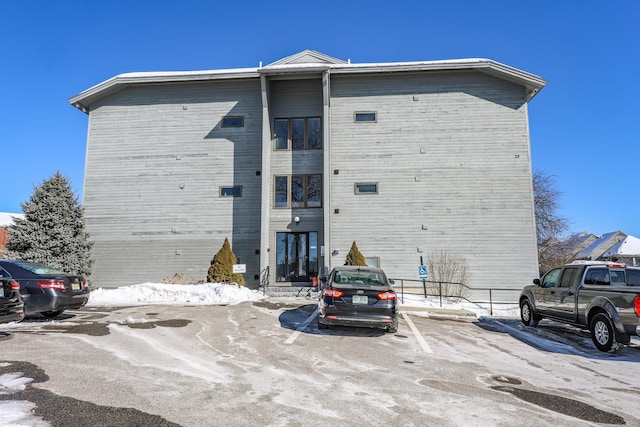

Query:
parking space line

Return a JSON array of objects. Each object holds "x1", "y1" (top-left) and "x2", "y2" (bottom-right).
[
  {"x1": 284, "y1": 308, "x2": 319, "y2": 345},
  {"x1": 402, "y1": 312, "x2": 433, "y2": 354}
]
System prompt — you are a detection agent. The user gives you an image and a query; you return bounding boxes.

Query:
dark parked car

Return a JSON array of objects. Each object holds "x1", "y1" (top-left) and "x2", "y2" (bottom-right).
[
  {"x1": 0, "y1": 260, "x2": 90, "y2": 318},
  {"x1": 0, "y1": 277, "x2": 24, "y2": 324},
  {"x1": 318, "y1": 266, "x2": 398, "y2": 333}
]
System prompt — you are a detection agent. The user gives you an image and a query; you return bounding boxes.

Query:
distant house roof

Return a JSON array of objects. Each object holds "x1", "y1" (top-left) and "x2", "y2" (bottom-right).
[
  {"x1": 575, "y1": 231, "x2": 627, "y2": 260},
  {"x1": 601, "y1": 235, "x2": 640, "y2": 258},
  {"x1": 0, "y1": 212, "x2": 23, "y2": 227},
  {"x1": 69, "y1": 49, "x2": 546, "y2": 114}
]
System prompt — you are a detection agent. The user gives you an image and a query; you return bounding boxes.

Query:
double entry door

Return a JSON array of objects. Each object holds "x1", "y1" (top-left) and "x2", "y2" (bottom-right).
[{"x1": 276, "y1": 232, "x2": 318, "y2": 283}]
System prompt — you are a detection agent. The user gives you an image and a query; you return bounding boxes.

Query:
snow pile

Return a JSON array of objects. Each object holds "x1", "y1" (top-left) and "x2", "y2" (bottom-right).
[
  {"x1": 86, "y1": 282, "x2": 265, "y2": 307},
  {"x1": 85, "y1": 282, "x2": 519, "y2": 318}
]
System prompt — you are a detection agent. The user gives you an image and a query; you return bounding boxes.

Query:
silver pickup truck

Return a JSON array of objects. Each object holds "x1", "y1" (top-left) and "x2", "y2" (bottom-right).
[{"x1": 520, "y1": 261, "x2": 640, "y2": 352}]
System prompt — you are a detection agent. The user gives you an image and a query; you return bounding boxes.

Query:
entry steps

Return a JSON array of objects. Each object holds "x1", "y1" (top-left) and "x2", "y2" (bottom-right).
[{"x1": 260, "y1": 286, "x2": 320, "y2": 298}]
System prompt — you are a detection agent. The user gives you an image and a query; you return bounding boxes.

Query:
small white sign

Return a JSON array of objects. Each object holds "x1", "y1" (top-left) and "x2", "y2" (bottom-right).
[{"x1": 233, "y1": 264, "x2": 246, "y2": 273}]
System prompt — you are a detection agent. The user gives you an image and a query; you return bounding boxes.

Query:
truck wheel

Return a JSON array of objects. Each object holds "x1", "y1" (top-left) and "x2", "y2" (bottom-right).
[
  {"x1": 520, "y1": 299, "x2": 538, "y2": 327},
  {"x1": 590, "y1": 313, "x2": 622, "y2": 352}
]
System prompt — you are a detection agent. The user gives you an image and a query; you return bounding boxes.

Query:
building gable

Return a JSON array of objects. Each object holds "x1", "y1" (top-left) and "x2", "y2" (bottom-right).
[{"x1": 267, "y1": 49, "x2": 347, "y2": 66}]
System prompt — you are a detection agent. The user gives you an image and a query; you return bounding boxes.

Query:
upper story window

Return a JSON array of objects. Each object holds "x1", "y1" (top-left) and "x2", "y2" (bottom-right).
[
  {"x1": 222, "y1": 116, "x2": 244, "y2": 128},
  {"x1": 220, "y1": 186, "x2": 242, "y2": 197},
  {"x1": 354, "y1": 112, "x2": 377, "y2": 123},
  {"x1": 355, "y1": 183, "x2": 378, "y2": 194},
  {"x1": 275, "y1": 174, "x2": 322, "y2": 208},
  {"x1": 274, "y1": 118, "x2": 322, "y2": 150}
]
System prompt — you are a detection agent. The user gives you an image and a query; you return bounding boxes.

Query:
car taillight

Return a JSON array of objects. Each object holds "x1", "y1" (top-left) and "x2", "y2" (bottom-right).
[
  {"x1": 82, "y1": 280, "x2": 88, "y2": 289},
  {"x1": 378, "y1": 291, "x2": 397, "y2": 301},
  {"x1": 634, "y1": 296, "x2": 640, "y2": 317},
  {"x1": 10, "y1": 281, "x2": 20, "y2": 290},
  {"x1": 323, "y1": 288, "x2": 344, "y2": 298},
  {"x1": 38, "y1": 280, "x2": 66, "y2": 291}
]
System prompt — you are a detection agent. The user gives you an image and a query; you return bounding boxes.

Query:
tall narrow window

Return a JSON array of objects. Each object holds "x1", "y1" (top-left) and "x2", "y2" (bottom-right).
[
  {"x1": 291, "y1": 119, "x2": 305, "y2": 150},
  {"x1": 307, "y1": 118, "x2": 321, "y2": 149},
  {"x1": 275, "y1": 119, "x2": 289, "y2": 150},
  {"x1": 291, "y1": 175, "x2": 305, "y2": 207},
  {"x1": 307, "y1": 175, "x2": 322, "y2": 207},
  {"x1": 275, "y1": 176, "x2": 288, "y2": 208}
]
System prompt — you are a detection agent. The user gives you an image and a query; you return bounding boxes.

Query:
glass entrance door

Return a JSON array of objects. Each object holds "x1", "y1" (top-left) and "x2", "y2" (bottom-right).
[{"x1": 276, "y1": 232, "x2": 318, "y2": 282}]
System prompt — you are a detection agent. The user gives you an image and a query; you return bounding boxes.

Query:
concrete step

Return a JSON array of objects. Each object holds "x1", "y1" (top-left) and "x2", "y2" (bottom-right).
[{"x1": 260, "y1": 286, "x2": 320, "y2": 298}]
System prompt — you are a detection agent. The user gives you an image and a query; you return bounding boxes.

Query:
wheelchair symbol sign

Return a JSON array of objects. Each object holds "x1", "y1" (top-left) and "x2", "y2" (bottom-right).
[{"x1": 418, "y1": 265, "x2": 428, "y2": 279}]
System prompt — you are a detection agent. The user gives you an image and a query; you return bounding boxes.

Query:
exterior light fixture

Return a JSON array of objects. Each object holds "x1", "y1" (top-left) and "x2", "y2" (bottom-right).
[{"x1": 294, "y1": 216, "x2": 300, "y2": 225}]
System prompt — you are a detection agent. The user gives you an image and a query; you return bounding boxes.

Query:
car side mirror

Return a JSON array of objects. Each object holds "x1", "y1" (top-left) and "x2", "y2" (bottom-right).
[
  {"x1": 389, "y1": 279, "x2": 395, "y2": 285},
  {"x1": 533, "y1": 278, "x2": 541, "y2": 286}
]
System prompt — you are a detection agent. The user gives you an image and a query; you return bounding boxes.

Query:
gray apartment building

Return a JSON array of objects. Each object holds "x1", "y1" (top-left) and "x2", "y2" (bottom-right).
[{"x1": 69, "y1": 50, "x2": 546, "y2": 298}]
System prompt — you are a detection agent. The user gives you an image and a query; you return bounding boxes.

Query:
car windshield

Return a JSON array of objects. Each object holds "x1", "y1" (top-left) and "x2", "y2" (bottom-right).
[
  {"x1": 14, "y1": 262, "x2": 67, "y2": 276},
  {"x1": 333, "y1": 270, "x2": 386, "y2": 286}
]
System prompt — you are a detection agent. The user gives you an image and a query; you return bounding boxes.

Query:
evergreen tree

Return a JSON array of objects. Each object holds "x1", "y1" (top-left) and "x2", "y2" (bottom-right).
[
  {"x1": 344, "y1": 241, "x2": 367, "y2": 266},
  {"x1": 5, "y1": 171, "x2": 93, "y2": 275},
  {"x1": 207, "y1": 237, "x2": 245, "y2": 285}
]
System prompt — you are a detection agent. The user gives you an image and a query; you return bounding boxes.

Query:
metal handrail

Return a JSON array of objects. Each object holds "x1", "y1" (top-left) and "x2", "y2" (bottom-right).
[
  {"x1": 259, "y1": 266, "x2": 270, "y2": 295},
  {"x1": 391, "y1": 277, "x2": 522, "y2": 315}
]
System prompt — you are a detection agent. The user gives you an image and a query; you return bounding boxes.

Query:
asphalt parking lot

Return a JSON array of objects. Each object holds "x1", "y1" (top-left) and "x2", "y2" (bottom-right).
[{"x1": 2, "y1": 301, "x2": 640, "y2": 427}]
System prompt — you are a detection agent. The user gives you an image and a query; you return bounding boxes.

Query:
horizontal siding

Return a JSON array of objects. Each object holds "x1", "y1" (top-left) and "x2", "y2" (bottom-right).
[
  {"x1": 328, "y1": 71, "x2": 538, "y2": 299},
  {"x1": 85, "y1": 80, "x2": 262, "y2": 287},
  {"x1": 82, "y1": 69, "x2": 539, "y2": 299}
]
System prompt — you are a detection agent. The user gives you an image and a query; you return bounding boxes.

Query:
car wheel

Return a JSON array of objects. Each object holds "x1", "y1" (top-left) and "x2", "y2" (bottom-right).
[
  {"x1": 42, "y1": 310, "x2": 65, "y2": 319},
  {"x1": 318, "y1": 319, "x2": 328, "y2": 330},
  {"x1": 590, "y1": 313, "x2": 623, "y2": 353},
  {"x1": 520, "y1": 299, "x2": 538, "y2": 327}
]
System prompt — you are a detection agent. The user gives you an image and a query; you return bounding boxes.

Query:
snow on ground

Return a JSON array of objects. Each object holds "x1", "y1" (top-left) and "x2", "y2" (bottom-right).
[
  {"x1": 1, "y1": 283, "x2": 519, "y2": 426},
  {"x1": 86, "y1": 282, "x2": 265, "y2": 307},
  {"x1": 85, "y1": 282, "x2": 519, "y2": 318}
]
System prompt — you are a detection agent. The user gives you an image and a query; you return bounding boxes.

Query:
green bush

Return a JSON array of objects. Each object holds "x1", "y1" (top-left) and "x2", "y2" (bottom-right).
[
  {"x1": 207, "y1": 237, "x2": 245, "y2": 285},
  {"x1": 344, "y1": 241, "x2": 367, "y2": 266}
]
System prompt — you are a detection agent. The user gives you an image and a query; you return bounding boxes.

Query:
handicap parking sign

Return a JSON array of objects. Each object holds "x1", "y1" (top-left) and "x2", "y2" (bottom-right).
[{"x1": 418, "y1": 265, "x2": 428, "y2": 279}]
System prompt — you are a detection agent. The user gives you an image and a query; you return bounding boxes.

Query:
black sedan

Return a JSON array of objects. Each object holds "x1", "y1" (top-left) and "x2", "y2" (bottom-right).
[
  {"x1": 318, "y1": 266, "x2": 398, "y2": 333},
  {"x1": 0, "y1": 260, "x2": 90, "y2": 318},
  {"x1": 0, "y1": 277, "x2": 24, "y2": 324}
]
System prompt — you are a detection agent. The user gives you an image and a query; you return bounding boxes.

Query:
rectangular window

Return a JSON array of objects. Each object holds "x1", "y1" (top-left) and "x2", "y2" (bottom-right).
[
  {"x1": 355, "y1": 183, "x2": 378, "y2": 194},
  {"x1": 274, "y1": 118, "x2": 322, "y2": 150},
  {"x1": 275, "y1": 176, "x2": 288, "y2": 208},
  {"x1": 365, "y1": 257, "x2": 380, "y2": 268},
  {"x1": 307, "y1": 118, "x2": 322, "y2": 149},
  {"x1": 220, "y1": 186, "x2": 242, "y2": 197},
  {"x1": 354, "y1": 112, "x2": 377, "y2": 123},
  {"x1": 275, "y1": 119, "x2": 289, "y2": 149},
  {"x1": 274, "y1": 175, "x2": 322, "y2": 208},
  {"x1": 221, "y1": 116, "x2": 244, "y2": 128},
  {"x1": 307, "y1": 175, "x2": 322, "y2": 207}
]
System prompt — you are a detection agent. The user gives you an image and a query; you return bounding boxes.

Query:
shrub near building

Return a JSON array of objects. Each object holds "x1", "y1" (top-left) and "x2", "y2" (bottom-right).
[
  {"x1": 344, "y1": 241, "x2": 367, "y2": 267},
  {"x1": 207, "y1": 238, "x2": 245, "y2": 285}
]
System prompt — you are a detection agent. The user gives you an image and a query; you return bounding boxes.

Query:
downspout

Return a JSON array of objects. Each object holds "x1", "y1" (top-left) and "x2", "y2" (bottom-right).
[
  {"x1": 322, "y1": 70, "x2": 332, "y2": 276},
  {"x1": 259, "y1": 74, "x2": 272, "y2": 284}
]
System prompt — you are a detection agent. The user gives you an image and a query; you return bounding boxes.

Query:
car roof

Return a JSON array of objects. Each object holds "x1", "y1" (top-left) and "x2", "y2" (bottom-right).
[{"x1": 332, "y1": 265, "x2": 386, "y2": 274}]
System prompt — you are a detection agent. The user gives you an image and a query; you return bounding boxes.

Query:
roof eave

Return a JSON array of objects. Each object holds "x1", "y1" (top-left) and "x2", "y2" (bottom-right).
[
  {"x1": 329, "y1": 59, "x2": 546, "y2": 100},
  {"x1": 69, "y1": 58, "x2": 546, "y2": 114},
  {"x1": 69, "y1": 68, "x2": 260, "y2": 114}
]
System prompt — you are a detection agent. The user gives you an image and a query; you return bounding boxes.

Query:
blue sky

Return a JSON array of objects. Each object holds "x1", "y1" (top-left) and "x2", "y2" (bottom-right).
[{"x1": 2, "y1": 1, "x2": 638, "y2": 236}]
